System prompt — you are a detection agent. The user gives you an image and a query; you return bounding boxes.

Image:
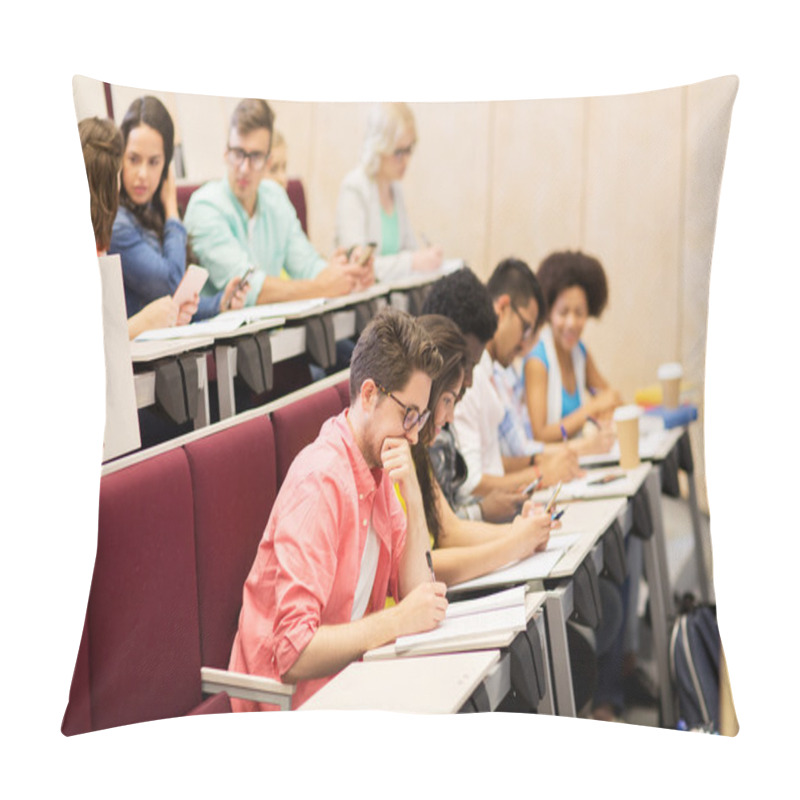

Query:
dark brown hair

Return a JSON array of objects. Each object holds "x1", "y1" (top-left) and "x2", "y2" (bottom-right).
[
  {"x1": 411, "y1": 315, "x2": 469, "y2": 546},
  {"x1": 118, "y1": 96, "x2": 176, "y2": 243},
  {"x1": 78, "y1": 117, "x2": 123, "y2": 251},
  {"x1": 349, "y1": 307, "x2": 442, "y2": 403},
  {"x1": 230, "y1": 98, "x2": 275, "y2": 139}
]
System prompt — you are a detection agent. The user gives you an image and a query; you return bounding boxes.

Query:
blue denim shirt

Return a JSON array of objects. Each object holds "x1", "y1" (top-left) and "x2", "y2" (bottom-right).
[{"x1": 109, "y1": 205, "x2": 221, "y2": 321}]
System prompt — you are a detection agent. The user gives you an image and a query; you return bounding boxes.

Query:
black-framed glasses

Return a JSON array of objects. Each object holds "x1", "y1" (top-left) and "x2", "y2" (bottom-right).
[
  {"x1": 510, "y1": 303, "x2": 535, "y2": 340},
  {"x1": 376, "y1": 383, "x2": 431, "y2": 431},
  {"x1": 392, "y1": 144, "x2": 415, "y2": 159},
  {"x1": 226, "y1": 146, "x2": 270, "y2": 171}
]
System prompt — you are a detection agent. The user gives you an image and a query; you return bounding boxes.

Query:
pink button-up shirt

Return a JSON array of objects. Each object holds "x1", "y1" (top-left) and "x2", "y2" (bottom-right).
[{"x1": 229, "y1": 411, "x2": 407, "y2": 710}]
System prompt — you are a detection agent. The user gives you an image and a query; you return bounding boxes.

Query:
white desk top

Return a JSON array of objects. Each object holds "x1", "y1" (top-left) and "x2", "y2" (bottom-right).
[
  {"x1": 130, "y1": 337, "x2": 215, "y2": 363},
  {"x1": 531, "y1": 462, "x2": 653, "y2": 504},
  {"x1": 299, "y1": 649, "x2": 501, "y2": 713},
  {"x1": 579, "y1": 424, "x2": 685, "y2": 468}
]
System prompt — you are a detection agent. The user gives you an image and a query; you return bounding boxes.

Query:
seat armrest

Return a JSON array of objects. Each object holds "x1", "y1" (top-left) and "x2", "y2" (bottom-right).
[{"x1": 200, "y1": 666, "x2": 295, "y2": 711}]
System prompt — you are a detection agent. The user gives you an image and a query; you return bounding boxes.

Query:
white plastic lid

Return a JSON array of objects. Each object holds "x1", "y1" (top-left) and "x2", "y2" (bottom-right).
[
  {"x1": 658, "y1": 362, "x2": 683, "y2": 380},
  {"x1": 613, "y1": 404, "x2": 643, "y2": 422}
]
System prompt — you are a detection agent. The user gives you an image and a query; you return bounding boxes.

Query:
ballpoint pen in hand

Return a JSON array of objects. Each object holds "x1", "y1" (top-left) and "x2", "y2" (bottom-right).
[{"x1": 425, "y1": 550, "x2": 436, "y2": 581}]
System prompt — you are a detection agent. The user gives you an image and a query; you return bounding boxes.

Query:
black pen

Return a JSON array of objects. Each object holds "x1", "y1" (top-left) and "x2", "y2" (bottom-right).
[{"x1": 425, "y1": 550, "x2": 436, "y2": 582}]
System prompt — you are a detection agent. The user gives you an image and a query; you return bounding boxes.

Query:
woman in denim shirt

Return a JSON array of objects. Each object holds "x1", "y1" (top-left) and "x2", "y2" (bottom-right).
[{"x1": 109, "y1": 96, "x2": 246, "y2": 322}]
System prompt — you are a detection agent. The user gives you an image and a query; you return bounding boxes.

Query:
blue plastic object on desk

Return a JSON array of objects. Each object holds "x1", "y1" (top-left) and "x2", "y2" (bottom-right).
[{"x1": 644, "y1": 404, "x2": 698, "y2": 429}]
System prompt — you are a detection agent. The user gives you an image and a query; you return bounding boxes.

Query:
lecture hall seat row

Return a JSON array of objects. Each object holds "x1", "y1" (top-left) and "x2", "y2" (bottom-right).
[{"x1": 61, "y1": 374, "x2": 351, "y2": 735}]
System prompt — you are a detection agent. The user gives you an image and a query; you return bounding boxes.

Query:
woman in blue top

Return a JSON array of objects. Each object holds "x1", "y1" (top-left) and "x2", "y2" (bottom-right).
[
  {"x1": 524, "y1": 250, "x2": 621, "y2": 443},
  {"x1": 109, "y1": 96, "x2": 246, "y2": 322}
]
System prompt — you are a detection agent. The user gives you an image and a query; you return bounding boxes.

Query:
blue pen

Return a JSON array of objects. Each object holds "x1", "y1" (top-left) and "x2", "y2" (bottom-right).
[
  {"x1": 551, "y1": 508, "x2": 566, "y2": 521},
  {"x1": 560, "y1": 425, "x2": 568, "y2": 442}
]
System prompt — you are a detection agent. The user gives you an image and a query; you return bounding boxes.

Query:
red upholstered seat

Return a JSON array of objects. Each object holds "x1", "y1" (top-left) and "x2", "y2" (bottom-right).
[
  {"x1": 286, "y1": 179, "x2": 308, "y2": 235},
  {"x1": 184, "y1": 416, "x2": 278, "y2": 669},
  {"x1": 61, "y1": 617, "x2": 91, "y2": 736},
  {"x1": 176, "y1": 183, "x2": 201, "y2": 219},
  {"x1": 335, "y1": 378, "x2": 350, "y2": 411},
  {"x1": 186, "y1": 692, "x2": 232, "y2": 715},
  {"x1": 271, "y1": 386, "x2": 344, "y2": 487},
  {"x1": 86, "y1": 449, "x2": 204, "y2": 732}
]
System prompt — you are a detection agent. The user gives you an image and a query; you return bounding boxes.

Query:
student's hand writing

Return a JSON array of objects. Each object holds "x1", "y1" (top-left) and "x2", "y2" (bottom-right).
[
  {"x1": 411, "y1": 245, "x2": 443, "y2": 273},
  {"x1": 220, "y1": 275, "x2": 248, "y2": 312},
  {"x1": 394, "y1": 581, "x2": 448, "y2": 637},
  {"x1": 510, "y1": 508, "x2": 558, "y2": 556},
  {"x1": 536, "y1": 445, "x2": 584, "y2": 486},
  {"x1": 479, "y1": 489, "x2": 525, "y2": 523},
  {"x1": 569, "y1": 425, "x2": 615, "y2": 456}
]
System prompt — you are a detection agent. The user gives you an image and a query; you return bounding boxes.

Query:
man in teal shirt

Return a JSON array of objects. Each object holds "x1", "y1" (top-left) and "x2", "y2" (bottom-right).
[{"x1": 185, "y1": 98, "x2": 371, "y2": 307}]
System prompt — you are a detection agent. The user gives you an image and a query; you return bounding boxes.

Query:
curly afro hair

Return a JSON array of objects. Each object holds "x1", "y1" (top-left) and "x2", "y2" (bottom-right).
[{"x1": 536, "y1": 250, "x2": 608, "y2": 318}]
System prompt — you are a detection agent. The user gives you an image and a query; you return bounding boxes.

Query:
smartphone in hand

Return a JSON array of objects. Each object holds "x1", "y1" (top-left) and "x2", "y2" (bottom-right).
[
  {"x1": 173, "y1": 264, "x2": 208, "y2": 306},
  {"x1": 237, "y1": 265, "x2": 255, "y2": 292}
]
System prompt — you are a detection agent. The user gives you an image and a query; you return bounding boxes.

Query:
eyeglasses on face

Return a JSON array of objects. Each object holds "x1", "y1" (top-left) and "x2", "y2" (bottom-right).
[
  {"x1": 375, "y1": 382, "x2": 431, "y2": 431},
  {"x1": 510, "y1": 303, "x2": 535, "y2": 340},
  {"x1": 226, "y1": 146, "x2": 270, "y2": 171},
  {"x1": 392, "y1": 144, "x2": 415, "y2": 160}
]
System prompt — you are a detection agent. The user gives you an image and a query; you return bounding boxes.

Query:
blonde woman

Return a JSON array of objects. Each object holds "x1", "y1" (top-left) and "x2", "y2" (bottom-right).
[{"x1": 335, "y1": 102, "x2": 442, "y2": 282}]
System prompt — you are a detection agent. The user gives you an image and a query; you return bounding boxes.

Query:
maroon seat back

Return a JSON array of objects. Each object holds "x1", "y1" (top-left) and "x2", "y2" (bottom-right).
[
  {"x1": 335, "y1": 378, "x2": 350, "y2": 411},
  {"x1": 185, "y1": 416, "x2": 278, "y2": 669},
  {"x1": 177, "y1": 183, "x2": 201, "y2": 219},
  {"x1": 61, "y1": 616, "x2": 91, "y2": 735},
  {"x1": 271, "y1": 387, "x2": 344, "y2": 487},
  {"x1": 286, "y1": 178, "x2": 308, "y2": 235},
  {"x1": 87, "y1": 449, "x2": 203, "y2": 731}
]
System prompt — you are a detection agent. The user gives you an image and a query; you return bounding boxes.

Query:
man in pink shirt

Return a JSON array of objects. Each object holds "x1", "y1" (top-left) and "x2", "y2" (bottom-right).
[{"x1": 229, "y1": 308, "x2": 449, "y2": 710}]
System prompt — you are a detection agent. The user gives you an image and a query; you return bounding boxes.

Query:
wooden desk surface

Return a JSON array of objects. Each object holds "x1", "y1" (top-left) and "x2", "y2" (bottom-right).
[{"x1": 299, "y1": 649, "x2": 501, "y2": 714}]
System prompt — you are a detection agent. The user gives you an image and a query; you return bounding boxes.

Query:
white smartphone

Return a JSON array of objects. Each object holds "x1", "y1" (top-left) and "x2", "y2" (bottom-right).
[{"x1": 173, "y1": 264, "x2": 208, "y2": 306}]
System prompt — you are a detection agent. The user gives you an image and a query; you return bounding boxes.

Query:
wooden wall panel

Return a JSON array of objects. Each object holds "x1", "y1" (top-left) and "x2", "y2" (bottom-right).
[
  {"x1": 489, "y1": 97, "x2": 585, "y2": 278},
  {"x1": 582, "y1": 86, "x2": 684, "y2": 403},
  {"x1": 404, "y1": 101, "x2": 492, "y2": 276}
]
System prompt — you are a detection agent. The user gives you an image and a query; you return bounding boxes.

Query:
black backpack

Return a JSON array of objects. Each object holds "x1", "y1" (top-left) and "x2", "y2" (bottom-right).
[{"x1": 669, "y1": 593, "x2": 721, "y2": 732}]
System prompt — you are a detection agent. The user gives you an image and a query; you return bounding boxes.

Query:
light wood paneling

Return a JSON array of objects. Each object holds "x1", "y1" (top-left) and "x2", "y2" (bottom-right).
[
  {"x1": 405, "y1": 101, "x2": 492, "y2": 275},
  {"x1": 583, "y1": 85, "x2": 684, "y2": 404},
  {"x1": 489, "y1": 97, "x2": 585, "y2": 278}
]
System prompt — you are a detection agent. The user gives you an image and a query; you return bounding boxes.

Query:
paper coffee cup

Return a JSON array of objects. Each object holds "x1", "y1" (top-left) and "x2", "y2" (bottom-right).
[
  {"x1": 658, "y1": 362, "x2": 683, "y2": 409},
  {"x1": 613, "y1": 404, "x2": 642, "y2": 469}
]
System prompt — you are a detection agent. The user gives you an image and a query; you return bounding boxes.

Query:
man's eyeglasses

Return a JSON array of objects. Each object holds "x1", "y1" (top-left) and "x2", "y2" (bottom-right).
[
  {"x1": 511, "y1": 303, "x2": 535, "y2": 340},
  {"x1": 392, "y1": 144, "x2": 415, "y2": 160},
  {"x1": 376, "y1": 383, "x2": 431, "y2": 431},
  {"x1": 226, "y1": 146, "x2": 270, "y2": 171}
]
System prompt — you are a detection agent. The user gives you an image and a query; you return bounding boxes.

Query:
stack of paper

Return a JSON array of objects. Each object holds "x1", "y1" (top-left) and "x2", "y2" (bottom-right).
[
  {"x1": 394, "y1": 586, "x2": 528, "y2": 653},
  {"x1": 448, "y1": 533, "x2": 582, "y2": 594},
  {"x1": 134, "y1": 298, "x2": 326, "y2": 342}
]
